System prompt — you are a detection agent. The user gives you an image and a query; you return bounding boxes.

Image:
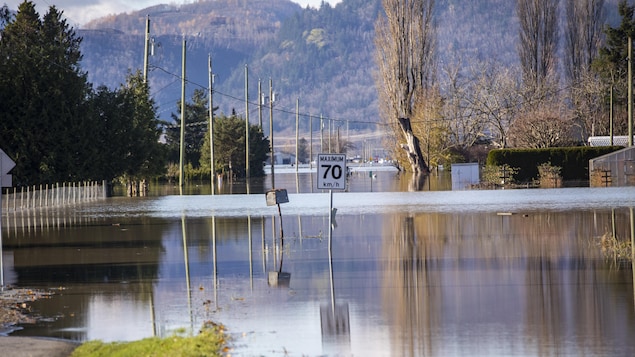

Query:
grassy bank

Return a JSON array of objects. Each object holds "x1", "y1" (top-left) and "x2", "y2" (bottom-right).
[{"x1": 71, "y1": 321, "x2": 228, "y2": 357}]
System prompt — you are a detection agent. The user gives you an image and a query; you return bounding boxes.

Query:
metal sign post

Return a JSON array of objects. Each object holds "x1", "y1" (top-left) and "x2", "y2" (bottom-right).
[
  {"x1": 317, "y1": 153, "x2": 346, "y2": 259},
  {"x1": 0, "y1": 149, "x2": 16, "y2": 289}
]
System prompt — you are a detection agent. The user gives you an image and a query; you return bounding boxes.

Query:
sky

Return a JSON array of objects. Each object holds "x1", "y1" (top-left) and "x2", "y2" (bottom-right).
[{"x1": 3, "y1": 0, "x2": 342, "y2": 27}]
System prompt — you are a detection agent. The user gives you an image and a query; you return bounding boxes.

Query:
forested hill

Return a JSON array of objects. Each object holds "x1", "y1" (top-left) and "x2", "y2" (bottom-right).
[
  {"x1": 76, "y1": 0, "x2": 622, "y2": 132},
  {"x1": 79, "y1": 0, "x2": 382, "y2": 131}
]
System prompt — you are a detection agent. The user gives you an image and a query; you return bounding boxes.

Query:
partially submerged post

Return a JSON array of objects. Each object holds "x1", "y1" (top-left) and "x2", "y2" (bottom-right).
[
  {"x1": 265, "y1": 189, "x2": 290, "y2": 287},
  {"x1": 266, "y1": 188, "x2": 288, "y2": 239}
]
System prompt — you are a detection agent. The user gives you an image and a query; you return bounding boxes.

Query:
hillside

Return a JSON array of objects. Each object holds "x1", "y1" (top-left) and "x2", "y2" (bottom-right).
[{"x1": 76, "y1": 0, "x2": 623, "y2": 134}]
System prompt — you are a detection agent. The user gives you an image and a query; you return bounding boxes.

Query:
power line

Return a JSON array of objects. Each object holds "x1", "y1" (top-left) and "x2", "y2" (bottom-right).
[{"x1": 148, "y1": 63, "x2": 388, "y2": 127}]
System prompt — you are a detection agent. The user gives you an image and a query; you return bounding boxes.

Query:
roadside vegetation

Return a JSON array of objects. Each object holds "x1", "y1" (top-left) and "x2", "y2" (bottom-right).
[{"x1": 71, "y1": 321, "x2": 229, "y2": 357}]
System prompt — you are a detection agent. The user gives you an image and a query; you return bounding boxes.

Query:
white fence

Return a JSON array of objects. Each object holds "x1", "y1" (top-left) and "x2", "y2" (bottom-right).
[{"x1": 2, "y1": 181, "x2": 107, "y2": 212}]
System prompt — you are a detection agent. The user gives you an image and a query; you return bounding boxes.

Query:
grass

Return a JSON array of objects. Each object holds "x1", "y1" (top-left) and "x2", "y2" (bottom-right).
[
  {"x1": 71, "y1": 321, "x2": 229, "y2": 357},
  {"x1": 599, "y1": 232, "x2": 632, "y2": 266}
]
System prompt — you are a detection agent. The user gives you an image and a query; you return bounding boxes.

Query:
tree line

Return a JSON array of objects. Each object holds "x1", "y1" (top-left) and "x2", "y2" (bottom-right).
[
  {"x1": 0, "y1": 1, "x2": 268, "y2": 189},
  {"x1": 375, "y1": 0, "x2": 631, "y2": 176}
]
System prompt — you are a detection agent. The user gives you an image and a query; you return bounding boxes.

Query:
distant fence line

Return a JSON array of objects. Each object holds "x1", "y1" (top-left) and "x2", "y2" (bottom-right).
[{"x1": 2, "y1": 181, "x2": 107, "y2": 213}]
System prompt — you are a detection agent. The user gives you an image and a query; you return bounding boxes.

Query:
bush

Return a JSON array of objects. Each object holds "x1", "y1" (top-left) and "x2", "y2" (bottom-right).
[{"x1": 486, "y1": 146, "x2": 623, "y2": 182}]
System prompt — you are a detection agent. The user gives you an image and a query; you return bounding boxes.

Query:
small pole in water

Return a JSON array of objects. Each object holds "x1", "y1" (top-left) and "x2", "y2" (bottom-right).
[{"x1": 277, "y1": 202, "x2": 284, "y2": 239}]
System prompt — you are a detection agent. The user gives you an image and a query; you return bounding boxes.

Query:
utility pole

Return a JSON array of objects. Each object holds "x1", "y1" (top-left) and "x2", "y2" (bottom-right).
[
  {"x1": 269, "y1": 78, "x2": 275, "y2": 187},
  {"x1": 630, "y1": 37, "x2": 633, "y2": 147},
  {"x1": 328, "y1": 118, "x2": 332, "y2": 153},
  {"x1": 610, "y1": 84, "x2": 614, "y2": 146},
  {"x1": 208, "y1": 54, "x2": 215, "y2": 195},
  {"x1": 179, "y1": 37, "x2": 186, "y2": 192},
  {"x1": 320, "y1": 114, "x2": 324, "y2": 153},
  {"x1": 245, "y1": 65, "x2": 250, "y2": 181},
  {"x1": 143, "y1": 15, "x2": 150, "y2": 83},
  {"x1": 309, "y1": 114, "x2": 313, "y2": 169},
  {"x1": 258, "y1": 79, "x2": 263, "y2": 129},
  {"x1": 295, "y1": 98, "x2": 299, "y2": 171}
]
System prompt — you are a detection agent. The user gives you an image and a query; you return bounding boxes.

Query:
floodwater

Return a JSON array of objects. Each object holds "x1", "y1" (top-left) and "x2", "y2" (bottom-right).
[{"x1": 3, "y1": 169, "x2": 635, "y2": 356}]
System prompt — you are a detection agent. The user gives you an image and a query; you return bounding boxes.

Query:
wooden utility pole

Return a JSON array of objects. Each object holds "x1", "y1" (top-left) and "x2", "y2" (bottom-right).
[
  {"x1": 179, "y1": 37, "x2": 186, "y2": 192},
  {"x1": 258, "y1": 79, "x2": 263, "y2": 129},
  {"x1": 269, "y1": 78, "x2": 275, "y2": 185},
  {"x1": 143, "y1": 15, "x2": 150, "y2": 83},
  {"x1": 208, "y1": 54, "x2": 215, "y2": 195},
  {"x1": 245, "y1": 65, "x2": 250, "y2": 180},
  {"x1": 630, "y1": 37, "x2": 633, "y2": 147},
  {"x1": 295, "y1": 98, "x2": 299, "y2": 170},
  {"x1": 309, "y1": 114, "x2": 313, "y2": 169},
  {"x1": 320, "y1": 114, "x2": 324, "y2": 153}
]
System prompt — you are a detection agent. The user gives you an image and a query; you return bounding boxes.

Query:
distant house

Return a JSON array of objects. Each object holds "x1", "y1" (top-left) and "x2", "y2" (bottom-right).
[
  {"x1": 267, "y1": 152, "x2": 295, "y2": 165},
  {"x1": 588, "y1": 136, "x2": 629, "y2": 147}
]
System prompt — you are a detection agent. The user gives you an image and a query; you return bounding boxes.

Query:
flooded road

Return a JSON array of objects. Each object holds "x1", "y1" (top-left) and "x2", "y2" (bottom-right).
[{"x1": 2, "y1": 172, "x2": 635, "y2": 356}]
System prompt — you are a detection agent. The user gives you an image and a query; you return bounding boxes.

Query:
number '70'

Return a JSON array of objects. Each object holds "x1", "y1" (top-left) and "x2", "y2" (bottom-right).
[{"x1": 321, "y1": 164, "x2": 343, "y2": 179}]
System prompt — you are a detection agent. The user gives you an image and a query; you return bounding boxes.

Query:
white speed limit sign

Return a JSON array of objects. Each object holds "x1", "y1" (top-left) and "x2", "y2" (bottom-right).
[{"x1": 317, "y1": 154, "x2": 347, "y2": 190}]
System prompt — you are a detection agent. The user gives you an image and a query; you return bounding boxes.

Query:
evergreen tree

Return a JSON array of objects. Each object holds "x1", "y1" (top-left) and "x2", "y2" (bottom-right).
[
  {"x1": 593, "y1": 0, "x2": 635, "y2": 95},
  {"x1": 0, "y1": 1, "x2": 90, "y2": 184},
  {"x1": 88, "y1": 85, "x2": 130, "y2": 180},
  {"x1": 592, "y1": 0, "x2": 635, "y2": 136},
  {"x1": 165, "y1": 89, "x2": 211, "y2": 167},
  {"x1": 200, "y1": 113, "x2": 269, "y2": 178},
  {"x1": 119, "y1": 71, "x2": 166, "y2": 180}
]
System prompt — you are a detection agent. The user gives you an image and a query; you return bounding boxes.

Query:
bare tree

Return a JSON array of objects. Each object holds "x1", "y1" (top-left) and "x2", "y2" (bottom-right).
[
  {"x1": 569, "y1": 68, "x2": 608, "y2": 141},
  {"x1": 563, "y1": 0, "x2": 605, "y2": 143},
  {"x1": 440, "y1": 59, "x2": 489, "y2": 152},
  {"x1": 375, "y1": 0, "x2": 436, "y2": 174},
  {"x1": 508, "y1": 102, "x2": 577, "y2": 148},
  {"x1": 517, "y1": 0, "x2": 559, "y2": 90},
  {"x1": 467, "y1": 63, "x2": 525, "y2": 148},
  {"x1": 564, "y1": 0, "x2": 605, "y2": 84}
]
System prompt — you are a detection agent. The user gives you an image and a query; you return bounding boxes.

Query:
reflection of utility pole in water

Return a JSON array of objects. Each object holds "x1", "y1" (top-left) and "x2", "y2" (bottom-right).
[
  {"x1": 248, "y1": 215, "x2": 253, "y2": 290},
  {"x1": 212, "y1": 216, "x2": 218, "y2": 311},
  {"x1": 181, "y1": 215, "x2": 193, "y2": 331}
]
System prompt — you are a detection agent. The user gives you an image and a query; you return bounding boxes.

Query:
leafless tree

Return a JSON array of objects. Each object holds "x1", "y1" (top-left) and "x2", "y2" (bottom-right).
[
  {"x1": 375, "y1": 0, "x2": 436, "y2": 174},
  {"x1": 508, "y1": 102, "x2": 577, "y2": 148},
  {"x1": 517, "y1": 0, "x2": 559, "y2": 91},
  {"x1": 563, "y1": 0, "x2": 605, "y2": 143},
  {"x1": 466, "y1": 62, "x2": 525, "y2": 148},
  {"x1": 563, "y1": 0, "x2": 605, "y2": 84},
  {"x1": 569, "y1": 68, "x2": 609, "y2": 141},
  {"x1": 440, "y1": 59, "x2": 488, "y2": 152}
]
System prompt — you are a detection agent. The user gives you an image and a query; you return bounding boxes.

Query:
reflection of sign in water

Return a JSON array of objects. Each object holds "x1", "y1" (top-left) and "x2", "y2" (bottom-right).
[
  {"x1": 320, "y1": 303, "x2": 350, "y2": 337},
  {"x1": 317, "y1": 154, "x2": 347, "y2": 190},
  {"x1": 268, "y1": 271, "x2": 291, "y2": 287}
]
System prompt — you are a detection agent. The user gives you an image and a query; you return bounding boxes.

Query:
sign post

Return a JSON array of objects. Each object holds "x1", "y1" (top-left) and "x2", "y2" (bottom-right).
[
  {"x1": 0, "y1": 149, "x2": 15, "y2": 288},
  {"x1": 317, "y1": 153, "x2": 346, "y2": 257},
  {"x1": 317, "y1": 153, "x2": 346, "y2": 319}
]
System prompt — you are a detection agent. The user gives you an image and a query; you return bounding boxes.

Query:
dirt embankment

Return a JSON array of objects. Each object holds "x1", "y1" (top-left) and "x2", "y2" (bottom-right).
[
  {"x1": 0, "y1": 287, "x2": 52, "y2": 328},
  {"x1": 0, "y1": 287, "x2": 78, "y2": 357}
]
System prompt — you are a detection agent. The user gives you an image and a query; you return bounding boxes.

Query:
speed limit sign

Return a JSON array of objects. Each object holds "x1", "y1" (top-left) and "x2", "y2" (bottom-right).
[{"x1": 317, "y1": 153, "x2": 347, "y2": 190}]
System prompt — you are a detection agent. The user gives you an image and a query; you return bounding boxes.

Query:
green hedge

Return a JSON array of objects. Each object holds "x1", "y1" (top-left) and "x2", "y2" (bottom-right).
[{"x1": 486, "y1": 146, "x2": 623, "y2": 182}]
